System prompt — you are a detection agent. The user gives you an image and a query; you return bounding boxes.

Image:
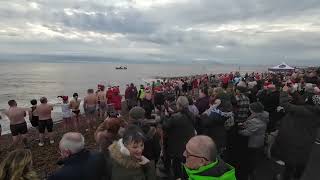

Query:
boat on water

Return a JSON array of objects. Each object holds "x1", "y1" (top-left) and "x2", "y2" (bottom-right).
[{"x1": 115, "y1": 66, "x2": 127, "y2": 70}]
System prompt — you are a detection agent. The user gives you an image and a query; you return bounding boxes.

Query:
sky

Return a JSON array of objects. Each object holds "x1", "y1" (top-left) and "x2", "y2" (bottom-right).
[{"x1": 0, "y1": 0, "x2": 320, "y2": 65}]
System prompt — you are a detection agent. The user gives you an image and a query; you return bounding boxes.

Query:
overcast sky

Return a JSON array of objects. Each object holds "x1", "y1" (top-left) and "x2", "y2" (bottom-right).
[{"x1": 0, "y1": 0, "x2": 320, "y2": 65}]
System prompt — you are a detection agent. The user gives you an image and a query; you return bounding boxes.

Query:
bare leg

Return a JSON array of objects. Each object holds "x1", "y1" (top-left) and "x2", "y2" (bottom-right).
[
  {"x1": 48, "y1": 132, "x2": 54, "y2": 142},
  {"x1": 12, "y1": 135, "x2": 19, "y2": 148},
  {"x1": 39, "y1": 133, "x2": 44, "y2": 145},
  {"x1": 21, "y1": 134, "x2": 29, "y2": 148}
]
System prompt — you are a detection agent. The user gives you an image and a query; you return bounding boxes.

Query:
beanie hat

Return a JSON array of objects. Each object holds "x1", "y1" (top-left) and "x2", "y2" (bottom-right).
[
  {"x1": 249, "y1": 102, "x2": 264, "y2": 113},
  {"x1": 129, "y1": 106, "x2": 145, "y2": 120}
]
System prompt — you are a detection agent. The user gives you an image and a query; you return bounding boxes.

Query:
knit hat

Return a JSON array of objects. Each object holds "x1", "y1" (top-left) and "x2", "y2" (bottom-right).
[
  {"x1": 249, "y1": 102, "x2": 264, "y2": 113},
  {"x1": 129, "y1": 106, "x2": 145, "y2": 120}
]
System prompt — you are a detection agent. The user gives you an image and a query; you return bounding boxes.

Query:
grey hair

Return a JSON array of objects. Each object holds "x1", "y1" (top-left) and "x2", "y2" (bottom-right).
[
  {"x1": 60, "y1": 132, "x2": 85, "y2": 154},
  {"x1": 193, "y1": 136, "x2": 217, "y2": 162},
  {"x1": 176, "y1": 96, "x2": 189, "y2": 111}
]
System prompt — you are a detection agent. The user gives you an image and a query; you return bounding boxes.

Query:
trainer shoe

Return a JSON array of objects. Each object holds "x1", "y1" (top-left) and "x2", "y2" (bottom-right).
[
  {"x1": 50, "y1": 140, "x2": 55, "y2": 144},
  {"x1": 38, "y1": 142, "x2": 44, "y2": 147}
]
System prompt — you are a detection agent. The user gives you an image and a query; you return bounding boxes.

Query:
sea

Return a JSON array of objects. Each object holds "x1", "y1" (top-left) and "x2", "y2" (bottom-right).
[{"x1": 0, "y1": 61, "x2": 268, "y2": 134}]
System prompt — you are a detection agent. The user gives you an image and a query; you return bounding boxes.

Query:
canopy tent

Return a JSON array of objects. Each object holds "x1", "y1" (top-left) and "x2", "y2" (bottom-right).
[{"x1": 268, "y1": 62, "x2": 295, "y2": 72}]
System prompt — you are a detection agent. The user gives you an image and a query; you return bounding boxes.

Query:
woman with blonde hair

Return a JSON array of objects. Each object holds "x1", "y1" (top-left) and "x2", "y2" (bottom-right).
[{"x1": 0, "y1": 149, "x2": 39, "y2": 180}]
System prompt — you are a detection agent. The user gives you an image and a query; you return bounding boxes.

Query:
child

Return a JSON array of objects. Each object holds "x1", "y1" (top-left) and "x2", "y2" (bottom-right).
[{"x1": 61, "y1": 96, "x2": 72, "y2": 131}]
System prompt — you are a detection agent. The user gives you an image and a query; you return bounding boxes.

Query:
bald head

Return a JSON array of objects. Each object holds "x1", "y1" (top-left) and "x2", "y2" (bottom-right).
[
  {"x1": 186, "y1": 135, "x2": 217, "y2": 162},
  {"x1": 59, "y1": 132, "x2": 85, "y2": 154}
]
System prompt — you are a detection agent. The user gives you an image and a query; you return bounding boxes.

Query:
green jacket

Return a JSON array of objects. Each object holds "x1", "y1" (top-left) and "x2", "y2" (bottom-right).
[
  {"x1": 138, "y1": 89, "x2": 145, "y2": 100},
  {"x1": 184, "y1": 159, "x2": 236, "y2": 180}
]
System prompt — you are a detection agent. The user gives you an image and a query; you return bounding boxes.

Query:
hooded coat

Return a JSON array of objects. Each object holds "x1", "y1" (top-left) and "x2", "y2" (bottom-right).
[
  {"x1": 239, "y1": 111, "x2": 269, "y2": 148},
  {"x1": 108, "y1": 141, "x2": 156, "y2": 180}
]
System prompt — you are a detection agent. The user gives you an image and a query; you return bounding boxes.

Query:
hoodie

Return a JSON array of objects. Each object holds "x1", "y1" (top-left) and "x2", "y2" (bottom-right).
[{"x1": 239, "y1": 111, "x2": 269, "y2": 148}]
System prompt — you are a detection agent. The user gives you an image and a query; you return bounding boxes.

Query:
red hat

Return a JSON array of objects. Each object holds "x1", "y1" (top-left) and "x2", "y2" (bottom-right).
[{"x1": 62, "y1": 96, "x2": 68, "y2": 101}]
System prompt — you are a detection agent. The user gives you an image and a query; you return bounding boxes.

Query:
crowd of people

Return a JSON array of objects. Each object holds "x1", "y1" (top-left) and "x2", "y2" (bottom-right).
[{"x1": 0, "y1": 67, "x2": 320, "y2": 180}]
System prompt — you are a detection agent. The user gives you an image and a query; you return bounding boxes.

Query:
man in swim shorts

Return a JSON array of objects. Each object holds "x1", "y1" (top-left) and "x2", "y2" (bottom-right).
[
  {"x1": 70, "y1": 93, "x2": 81, "y2": 130},
  {"x1": 36, "y1": 97, "x2": 54, "y2": 146},
  {"x1": 84, "y1": 89, "x2": 97, "y2": 131},
  {"x1": 97, "y1": 85, "x2": 107, "y2": 120},
  {"x1": 4, "y1": 100, "x2": 30, "y2": 148}
]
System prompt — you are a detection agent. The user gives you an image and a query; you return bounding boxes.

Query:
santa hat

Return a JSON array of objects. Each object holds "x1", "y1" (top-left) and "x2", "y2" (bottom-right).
[{"x1": 62, "y1": 96, "x2": 68, "y2": 101}]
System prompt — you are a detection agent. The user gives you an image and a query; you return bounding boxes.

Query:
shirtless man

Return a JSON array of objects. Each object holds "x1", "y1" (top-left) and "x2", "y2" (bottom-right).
[
  {"x1": 4, "y1": 100, "x2": 30, "y2": 148},
  {"x1": 84, "y1": 89, "x2": 97, "y2": 130},
  {"x1": 70, "y1": 93, "x2": 81, "y2": 130},
  {"x1": 97, "y1": 85, "x2": 107, "y2": 120},
  {"x1": 36, "y1": 97, "x2": 54, "y2": 146}
]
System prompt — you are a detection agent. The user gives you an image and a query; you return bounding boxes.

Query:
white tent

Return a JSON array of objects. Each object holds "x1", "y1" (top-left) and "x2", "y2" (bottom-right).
[{"x1": 268, "y1": 62, "x2": 295, "y2": 72}]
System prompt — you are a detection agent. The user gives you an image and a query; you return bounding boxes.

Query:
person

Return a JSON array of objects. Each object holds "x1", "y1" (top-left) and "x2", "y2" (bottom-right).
[
  {"x1": 48, "y1": 132, "x2": 108, "y2": 180},
  {"x1": 127, "y1": 83, "x2": 138, "y2": 110},
  {"x1": 97, "y1": 85, "x2": 107, "y2": 120},
  {"x1": 233, "y1": 81, "x2": 250, "y2": 123},
  {"x1": 161, "y1": 96, "x2": 196, "y2": 180},
  {"x1": 195, "y1": 87, "x2": 210, "y2": 114},
  {"x1": 138, "y1": 85, "x2": 146, "y2": 106},
  {"x1": 61, "y1": 96, "x2": 72, "y2": 131},
  {"x1": 0, "y1": 149, "x2": 39, "y2": 180},
  {"x1": 257, "y1": 84, "x2": 280, "y2": 132},
  {"x1": 183, "y1": 135, "x2": 236, "y2": 180},
  {"x1": 128, "y1": 106, "x2": 161, "y2": 165},
  {"x1": 83, "y1": 89, "x2": 97, "y2": 131},
  {"x1": 108, "y1": 125, "x2": 156, "y2": 180},
  {"x1": 238, "y1": 102, "x2": 269, "y2": 179},
  {"x1": 29, "y1": 99, "x2": 39, "y2": 128},
  {"x1": 36, "y1": 97, "x2": 54, "y2": 146},
  {"x1": 199, "y1": 97, "x2": 232, "y2": 154},
  {"x1": 187, "y1": 96, "x2": 199, "y2": 116},
  {"x1": 111, "y1": 88, "x2": 122, "y2": 114},
  {"x1": 70, "y1": 93, "x2": 81, "y2": 130},
  {"x1": 4, "y1": 100, "x2": 30, "y2": 148},
  {"x1": 95, "y1": 117, "x2": 122, "y2": 153},
  {"x1": 141, "y1": 91, "x2": 155, "y2": 119},
  {"x1": 271, "y1": 85, "x2": 320, "y2": 180}
]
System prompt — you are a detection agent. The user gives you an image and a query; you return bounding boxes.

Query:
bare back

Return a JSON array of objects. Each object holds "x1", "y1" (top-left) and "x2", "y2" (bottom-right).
[
  {"x1": 97, "y1": 91, "x2": 106, "y2": 102},
  {"x1": 84, "y1": 94, "x2": 97, "y2": 107},
  {"x1": 4, "y1": 107, "x2": 29, "y2": 125},
  {"x1": 70, "y1": 98, "x2": 81, "y2": 111},
  {"x1": 37, "y1": 104, "x2": 53, "y2": 120}
]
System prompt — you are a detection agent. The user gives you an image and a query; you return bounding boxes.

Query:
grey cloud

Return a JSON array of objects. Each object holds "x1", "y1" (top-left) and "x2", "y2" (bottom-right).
[{"x1": 0, "y1": 0, "x2": 320, "y2": 65}]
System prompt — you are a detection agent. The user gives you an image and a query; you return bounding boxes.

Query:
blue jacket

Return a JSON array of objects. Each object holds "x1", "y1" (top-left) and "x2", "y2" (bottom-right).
[{"x1": 48, "y1": 150, "x2": 110, "y2": 180}]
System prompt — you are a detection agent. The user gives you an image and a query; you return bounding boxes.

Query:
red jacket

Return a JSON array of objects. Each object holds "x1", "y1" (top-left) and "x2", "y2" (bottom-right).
[
  {"x1": 106, "y1": 89, "x2": 113, "y2": 104},
  {"x1": 111, "y1": 95, "x2": 122, "y2": 110}
]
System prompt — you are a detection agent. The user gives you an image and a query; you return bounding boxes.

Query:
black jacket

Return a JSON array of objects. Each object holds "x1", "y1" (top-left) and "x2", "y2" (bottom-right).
[
  {"x1": 272, "y1": 92, "x2": 320, "y2": 165},
  {"x1": 162, "y1": 111, "x2": 195, "y2": 157},
  {"x1": 48, "y1": 150, "x2": 109, "y2": 180},
  {"x1": 198, "y1": 113, "x2": 227, "y2": 151}
]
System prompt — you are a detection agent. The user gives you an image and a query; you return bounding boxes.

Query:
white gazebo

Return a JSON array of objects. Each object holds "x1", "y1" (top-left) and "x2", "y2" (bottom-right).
[{"x1": 268, "y1": 62, "x2": 295, "y2": 72}]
